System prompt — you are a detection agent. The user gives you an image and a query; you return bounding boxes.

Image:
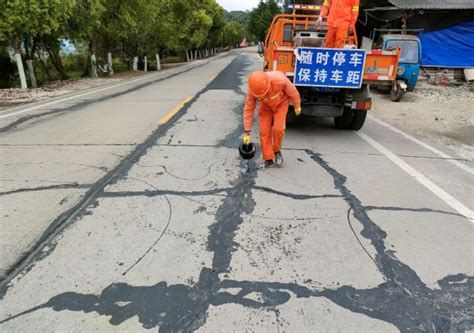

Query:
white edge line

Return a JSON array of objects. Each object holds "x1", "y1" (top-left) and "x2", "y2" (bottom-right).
[
  {"x1": 368, "y1": 115, "x2": 474, "y2": 176},
  {"x1": 357, "y1": 131, "x2": 474, "y2": 222}
]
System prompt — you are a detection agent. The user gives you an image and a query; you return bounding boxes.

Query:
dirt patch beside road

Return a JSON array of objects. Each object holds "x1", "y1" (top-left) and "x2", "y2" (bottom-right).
[
  {"x1": 0, "y1": 77, "x2": 124, "y2": 108},
  {"x1": 371, "y1": 80, "x2": 474, "y2": 160}
]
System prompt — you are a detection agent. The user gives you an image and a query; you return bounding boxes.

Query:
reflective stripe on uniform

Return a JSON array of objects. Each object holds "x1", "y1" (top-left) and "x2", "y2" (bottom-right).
[
  {"x1": 352, "y1": 6, "x2": 359, "y2": 11},
  {"x1": 323, "y1": 0, "x2": 331, "y2": 7}
]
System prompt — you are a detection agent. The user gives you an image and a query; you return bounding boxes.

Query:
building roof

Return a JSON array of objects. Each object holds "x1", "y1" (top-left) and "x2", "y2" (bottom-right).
[{"x1": 389, "y1": 0, "x2": 474, "y2": 10}]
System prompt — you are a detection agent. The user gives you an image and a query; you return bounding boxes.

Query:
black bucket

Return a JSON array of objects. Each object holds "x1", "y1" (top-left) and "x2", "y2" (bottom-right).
[{"x1": 239, "y1": 143, "x2": 256, "y2": 160}]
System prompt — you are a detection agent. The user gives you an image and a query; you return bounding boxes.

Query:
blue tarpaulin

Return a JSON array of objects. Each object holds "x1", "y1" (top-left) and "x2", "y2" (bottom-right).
[{"x1": 419, "y1": 20, "x2": 474, "y2": 68}]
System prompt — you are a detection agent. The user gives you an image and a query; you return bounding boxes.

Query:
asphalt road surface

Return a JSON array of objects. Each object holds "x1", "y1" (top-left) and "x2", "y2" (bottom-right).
[{"x1": 0, "y1": 48, "x2": 473, "y2": 332}]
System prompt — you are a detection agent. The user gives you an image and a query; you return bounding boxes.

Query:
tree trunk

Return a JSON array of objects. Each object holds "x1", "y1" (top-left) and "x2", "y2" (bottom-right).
[
  {"x1": 156, "y1": 54, "x2": 161, "y2": 71},
  {"x1": 88, "y1": 39, "x2": 98, "y2": 78},
  {"x1": 24, "y1": 38, "x2": 30, "y2": 59},
  {"x1": 15, "y1": 53, "x2": 28, "y2": 89},
  {"x1": 43, "y1": 39, "x2": 69, "y2": 80},
  {"x1": 186, "y1": 50, "x2": 190, "y2": 62},
  {"x1": 82, "y1": 53, "x2": 90, "y2": 77},
  {"x1": 13, "y1": 37, "x2": 27, "y2": 89},
  {"x1": 36, "y1": 50, "x2": 52, "y2": 81},
  {"x1": 144, "y1": 56, "x2": 148, "y2": 72},
  {"x1": 26, "y1": 60, "x2": 37, "y2": 88},
  {"x1": 132, "y1": 57, "x2": 138, "y2": 71},
  {"x1": 90, "y1": 54, "x2": 98, "y2": 78},
  {"x1": 107, "y1": 52, "x2": 114, "y2": 76}
]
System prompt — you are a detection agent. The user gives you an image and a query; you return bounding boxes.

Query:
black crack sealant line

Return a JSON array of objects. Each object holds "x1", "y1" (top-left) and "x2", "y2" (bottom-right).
[
  {"x1": 0, "y1": 53, "x2": 240, "y2": 295},
  {"x1": 0, "y1": 54, "x2": 261, "y2": 332},
  {"x1": 1, "y1": 56, "x2": 472, "y2": 332},
  {"x1": 0, "y1": 183, "x2": 91, "y2": 197},
  {"x1": 305, "y1": 150, "x2": 474, "y2": 332},
  {"x1": 0, "y1": 151, "x2": 260, "y2": 333}
]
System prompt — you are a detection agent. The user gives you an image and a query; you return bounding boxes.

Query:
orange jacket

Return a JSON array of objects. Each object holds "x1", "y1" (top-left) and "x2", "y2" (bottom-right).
[
  {"x1": 320, "y1": 0, "x2": 359, "y2": 28},
  {"x1": 243, "y1": 71, "x2": 301, "y2": 132}
]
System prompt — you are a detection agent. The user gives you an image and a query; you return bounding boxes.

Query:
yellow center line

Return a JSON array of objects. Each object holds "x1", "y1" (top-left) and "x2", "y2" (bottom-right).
[{"x1": 159, "y1": 96, "x2": 193, "y2": 125}]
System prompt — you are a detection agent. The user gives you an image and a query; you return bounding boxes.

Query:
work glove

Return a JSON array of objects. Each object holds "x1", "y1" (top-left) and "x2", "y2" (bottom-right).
[
  {"x1": 295, "y1": 107, "x2": 302, "y2": 117},
  {"x1": 243, "y1": 133, "x2": 251, "y2": 145},
  {"x1": 316, "y1": 17, "x2": 323, "y2": 28}
]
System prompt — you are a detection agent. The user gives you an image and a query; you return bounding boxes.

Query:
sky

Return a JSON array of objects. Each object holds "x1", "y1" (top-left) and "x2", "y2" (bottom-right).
[{"x1": 216, "y1": 0, "x2": 260, "y2": 11}]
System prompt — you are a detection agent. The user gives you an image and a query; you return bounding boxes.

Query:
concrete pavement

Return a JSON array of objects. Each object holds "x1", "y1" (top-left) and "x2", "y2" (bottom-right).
[{"x1": 0, "y1": 48, "x2": 473, "y2": 332}]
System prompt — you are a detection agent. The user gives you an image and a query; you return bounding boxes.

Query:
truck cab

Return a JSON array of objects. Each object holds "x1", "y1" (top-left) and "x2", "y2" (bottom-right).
[{"x1": 261, "y1": 3, "x2": 400, "y2": 130}]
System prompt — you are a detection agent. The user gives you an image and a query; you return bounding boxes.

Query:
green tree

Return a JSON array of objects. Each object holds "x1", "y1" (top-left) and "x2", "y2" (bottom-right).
[
  {"x1": 0, "y1": 0, "x2": 75, "y2": 86},
  {"x1": 68, "y1": 0, "x2": 105, "y2": 77},
  {"x1": 225, "y1": 10, "x2": 250, "y2": 26},
  {"x1": 248, "y1": 0, "x2": 281, "y2": 42},
  {"x1": 0, "y1": 0, "x2": 254, "y2": 87},
  {"x1": 206, "y1": 2, "x2": 226, "y2": 49},
  {"x1": 222, "y1": 21, "x2": 247, "y2": 47},
  {"x1": 159, "y1": 0, "x2": 214, "y2": 59}
]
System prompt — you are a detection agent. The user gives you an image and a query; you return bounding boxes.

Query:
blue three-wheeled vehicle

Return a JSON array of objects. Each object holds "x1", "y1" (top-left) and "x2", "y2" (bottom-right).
[{"x1": 372, "y1": 30, "x2": 422, "y2": 102}]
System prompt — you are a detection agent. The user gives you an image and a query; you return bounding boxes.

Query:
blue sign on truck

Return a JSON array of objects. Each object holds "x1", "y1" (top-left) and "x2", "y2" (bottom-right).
[{"x1": 294, "y1": 47, "x2": 366, "y2": 89}]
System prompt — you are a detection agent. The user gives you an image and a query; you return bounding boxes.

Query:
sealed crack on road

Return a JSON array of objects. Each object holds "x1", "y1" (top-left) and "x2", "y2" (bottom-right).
[
  {"x1": 0, "y1": 183, "x2": 91, "y2": 197},
  {"x1": 0, "y1": 54, "x2": 239, "y2": 297},
  {"x1": 1, "y1": 53, "x2": 471, "y2": 332},
  {"x1": 364, "y1": 205, "x2": 464, "y2": 217},
  {"x1": 305, "y1": 150, "x2": 474, "y2": 332},
  {"x1": 0, "y1": 54, "x2": 260, "y2": 331}
]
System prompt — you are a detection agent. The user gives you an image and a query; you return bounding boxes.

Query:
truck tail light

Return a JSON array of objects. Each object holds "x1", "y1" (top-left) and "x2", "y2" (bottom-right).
[{"x1": 356, "y1": 100, "x2": 372, "y2": 110}]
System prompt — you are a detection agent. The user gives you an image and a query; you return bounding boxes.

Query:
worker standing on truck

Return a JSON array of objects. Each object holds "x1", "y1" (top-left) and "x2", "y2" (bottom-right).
[
  {"x1": 317, "y1": 0, "x2": 360, "y2": 48},
  {"x1": 243, "y1": 71, "x2": 301, "y2": 169}
]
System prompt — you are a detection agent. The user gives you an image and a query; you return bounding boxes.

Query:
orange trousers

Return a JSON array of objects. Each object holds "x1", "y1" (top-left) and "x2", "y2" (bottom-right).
[
  {"x1": 259, "y1": 101, "x2": 289, "y2": 161},
  {"x1": 325, "y1": 25, "x2": 349, "y2": 48}
]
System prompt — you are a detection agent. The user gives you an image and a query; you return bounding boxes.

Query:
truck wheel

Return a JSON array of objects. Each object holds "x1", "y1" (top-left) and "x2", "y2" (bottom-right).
[
  {"x1": 334, "y1": 108, "x2": 354, "y2": 129},
  {"x1": 350, "y1": 110, "x2": 367, "y2": 130},
  {"x1": 391, "y1": 84, "x2": 405, "y2": 102}
]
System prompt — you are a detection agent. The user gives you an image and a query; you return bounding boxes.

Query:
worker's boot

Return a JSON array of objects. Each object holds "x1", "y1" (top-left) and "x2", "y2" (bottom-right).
[
  {"x1": 259, "y1": 160, "x2": 274, "y2": 170},
  {"x1": 275, "y1": 151, "x2": 283, "y2": 166}
]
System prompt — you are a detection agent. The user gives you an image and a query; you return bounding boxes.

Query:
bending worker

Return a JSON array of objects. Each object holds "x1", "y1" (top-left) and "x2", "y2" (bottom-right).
[
  {"x1": 317, "y1": 0, "x2": 360, "y2": 48},
  {"x1": 243, "y1": 71, "x2": 301, "y2": 169}
]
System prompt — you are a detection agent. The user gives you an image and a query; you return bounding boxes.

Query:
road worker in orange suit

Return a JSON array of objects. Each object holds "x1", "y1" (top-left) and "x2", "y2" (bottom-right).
[
  {"x1": 317, "y1": 0, "x2": 360, "y2": 49},
  {"x1": 243, "y1": 71, "x2": 301, "y2": 169}
]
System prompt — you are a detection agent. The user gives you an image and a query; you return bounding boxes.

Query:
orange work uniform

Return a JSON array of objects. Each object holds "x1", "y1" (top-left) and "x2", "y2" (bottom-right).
[
  {"x1": 320, "y1": 0, "x2": 359, "y2": 48},
  {"x1": 243, "y1": 71, "x2": 301, "y2": 161}
]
